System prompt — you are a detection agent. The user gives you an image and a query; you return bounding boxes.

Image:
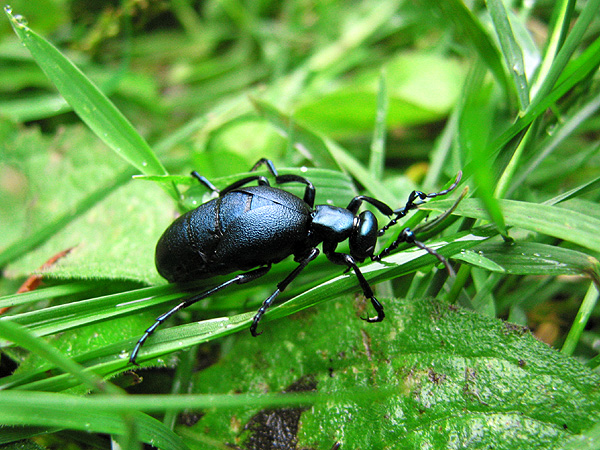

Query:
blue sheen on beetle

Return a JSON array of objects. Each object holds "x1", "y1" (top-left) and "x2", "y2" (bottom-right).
[{"x1": 129, "y1": 159, "x2": 461, "y2": 365}]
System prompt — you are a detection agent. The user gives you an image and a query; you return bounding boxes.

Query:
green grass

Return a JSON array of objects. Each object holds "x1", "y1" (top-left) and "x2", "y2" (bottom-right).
[{"x1": 1, "y1": 1, "x2": 600, "y2": 449}]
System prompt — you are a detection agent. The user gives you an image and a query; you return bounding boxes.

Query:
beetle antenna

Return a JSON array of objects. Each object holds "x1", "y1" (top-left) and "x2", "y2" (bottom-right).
[
  {"x1": 378, "y1": 171, "x2": 462, "y2": 236},
  {"x1": 371, "y1": 172, "x2": 462, "y2": 277}
]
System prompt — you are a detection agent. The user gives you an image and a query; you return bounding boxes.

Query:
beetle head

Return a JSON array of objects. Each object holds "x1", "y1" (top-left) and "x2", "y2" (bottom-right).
[{"x1": 350, "y1": 210, "x2": 378, "y2": 262}]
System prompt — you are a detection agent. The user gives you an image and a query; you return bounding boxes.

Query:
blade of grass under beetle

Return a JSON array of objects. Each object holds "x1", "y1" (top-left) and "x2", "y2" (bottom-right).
[
  {"x1": 126, "y1": 231, "x2": 488, "y2": 366},
  {"x1": 0, "y1": 284, "x2": 182, "y2": 344},
  {"x1": 4, "y1": 7, "x2": 177, "y2": 200},
  {"x1": 7, "y1": 232, "x2": 490, "y2": 384}
]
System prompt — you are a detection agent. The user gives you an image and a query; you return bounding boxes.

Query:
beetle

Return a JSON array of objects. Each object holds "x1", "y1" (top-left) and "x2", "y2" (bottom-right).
[{"x1": 129, "y1": 159, "x2": 461, "y2": 364}]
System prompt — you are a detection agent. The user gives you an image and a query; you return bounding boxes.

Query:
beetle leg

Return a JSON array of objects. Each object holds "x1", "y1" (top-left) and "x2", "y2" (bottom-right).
[
  {"x1": 191, "y1": 171, "x2": 220, "y2": 194},
  {"x1": 251, "y1": 158, "x2": 279, "y2": 176},
  {"x1": 322, "y1": 242, "x2": 384, "y2": 323},
  {"x1": 251, "y1": 159, "x2": 316, "y2": 207},
  {"x1": 274, "y1": 174, "x2": 316, "y2": 208},
  {"x1": 217, "y1": 175, "x2": 271, "y2": 196},
  {"x1": 191, "y1": 171, "x2": 271, "y2": 197},
  {"x1": 250, "y1": 247, "x2": 320, "y2": 336},
  {"x1": 129, "y1": 265, "x2": 271, "y2": 365},
  {"x1": 346, "y1": 195, "x2": 393, "y2": 216}
]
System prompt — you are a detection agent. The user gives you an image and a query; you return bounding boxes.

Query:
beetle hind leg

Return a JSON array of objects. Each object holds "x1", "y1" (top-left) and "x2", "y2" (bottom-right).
[{"x1": 129, "y1": 265, "x2": 271, "y2": 365}]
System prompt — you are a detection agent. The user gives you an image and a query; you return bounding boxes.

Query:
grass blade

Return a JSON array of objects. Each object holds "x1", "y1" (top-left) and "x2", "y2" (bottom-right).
[
  {"x1": 368, "y1": 70, "x2": 388, "y2": 179},
  {"x1": 486, "y1": 0, "x2": 529, "y2": 110},
  {"x1": 4, "y1": 7, "x2": 176, "y2": 197},
  {"x1": 424, "y1": 0, "x2": 510, "y2": 96},
  {"x1": 427, "y1": 199, "x2": 600, "y2": 253},
  {"x1": 562, "y1": 283, "x2": 599, "y2": 356}
]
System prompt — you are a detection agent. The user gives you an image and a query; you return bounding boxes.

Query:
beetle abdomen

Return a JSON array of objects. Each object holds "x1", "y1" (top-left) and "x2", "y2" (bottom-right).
[
  {"x1": 155, "y1": 186, "x2": 312, "y2": 283},
  {"x1": 155, "y1": 200, "x2": 220, "y2": 282}
]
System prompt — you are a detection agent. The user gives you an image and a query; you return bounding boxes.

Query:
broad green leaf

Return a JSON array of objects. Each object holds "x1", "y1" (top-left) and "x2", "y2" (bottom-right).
[
  {"x1": 0, "y1": 126, "x2": 132, "y2": 269},
  {"x1": 189, "y1": 297, "x2": 600, "y2": 448},
  {"x1": 6, "y1": 175, "x2": 173, "y2": 285}
]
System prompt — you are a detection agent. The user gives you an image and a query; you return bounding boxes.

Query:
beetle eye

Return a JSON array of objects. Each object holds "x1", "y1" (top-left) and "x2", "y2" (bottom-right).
[{"x1": 350, "y1": 211, "x2": 378, "y2": 261}]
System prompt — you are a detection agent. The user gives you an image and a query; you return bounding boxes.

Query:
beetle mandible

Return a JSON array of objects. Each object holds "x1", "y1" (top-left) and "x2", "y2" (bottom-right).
[{"x1": 129, "y1": 159, "x2": 461, "y2": 364}]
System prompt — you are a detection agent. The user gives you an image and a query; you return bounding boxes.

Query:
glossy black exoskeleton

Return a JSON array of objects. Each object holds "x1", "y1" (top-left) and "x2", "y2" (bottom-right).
[{"x1": 130, "y1": 159, "x2": 461, "y2": 364}]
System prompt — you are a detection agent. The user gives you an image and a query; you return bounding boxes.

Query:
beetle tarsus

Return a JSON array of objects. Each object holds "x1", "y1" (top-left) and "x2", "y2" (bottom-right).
[{"x1": 361, "y1": 296, "x2": 385, "y2": 323}]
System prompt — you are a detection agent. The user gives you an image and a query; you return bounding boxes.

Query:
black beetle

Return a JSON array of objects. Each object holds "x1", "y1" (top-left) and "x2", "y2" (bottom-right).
[{"x1": 129, "y1": 159, "x2": 461, "y2": 364}]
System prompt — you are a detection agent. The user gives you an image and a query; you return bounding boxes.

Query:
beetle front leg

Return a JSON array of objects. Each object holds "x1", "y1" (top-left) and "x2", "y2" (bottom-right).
[{"x1": 323, "y1": 243, "x2": 384, "y2": 323}]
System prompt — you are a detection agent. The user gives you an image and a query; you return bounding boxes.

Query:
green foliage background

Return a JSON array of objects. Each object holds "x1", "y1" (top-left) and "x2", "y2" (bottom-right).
[{"x1": 1, "y1": 0, "x2": 600, "y2": 449}]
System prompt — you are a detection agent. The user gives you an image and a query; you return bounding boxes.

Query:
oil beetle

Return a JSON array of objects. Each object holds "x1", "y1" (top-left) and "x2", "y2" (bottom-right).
[{"x1": 129, "y1": 159, "x2": 461, "y2": 364}]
